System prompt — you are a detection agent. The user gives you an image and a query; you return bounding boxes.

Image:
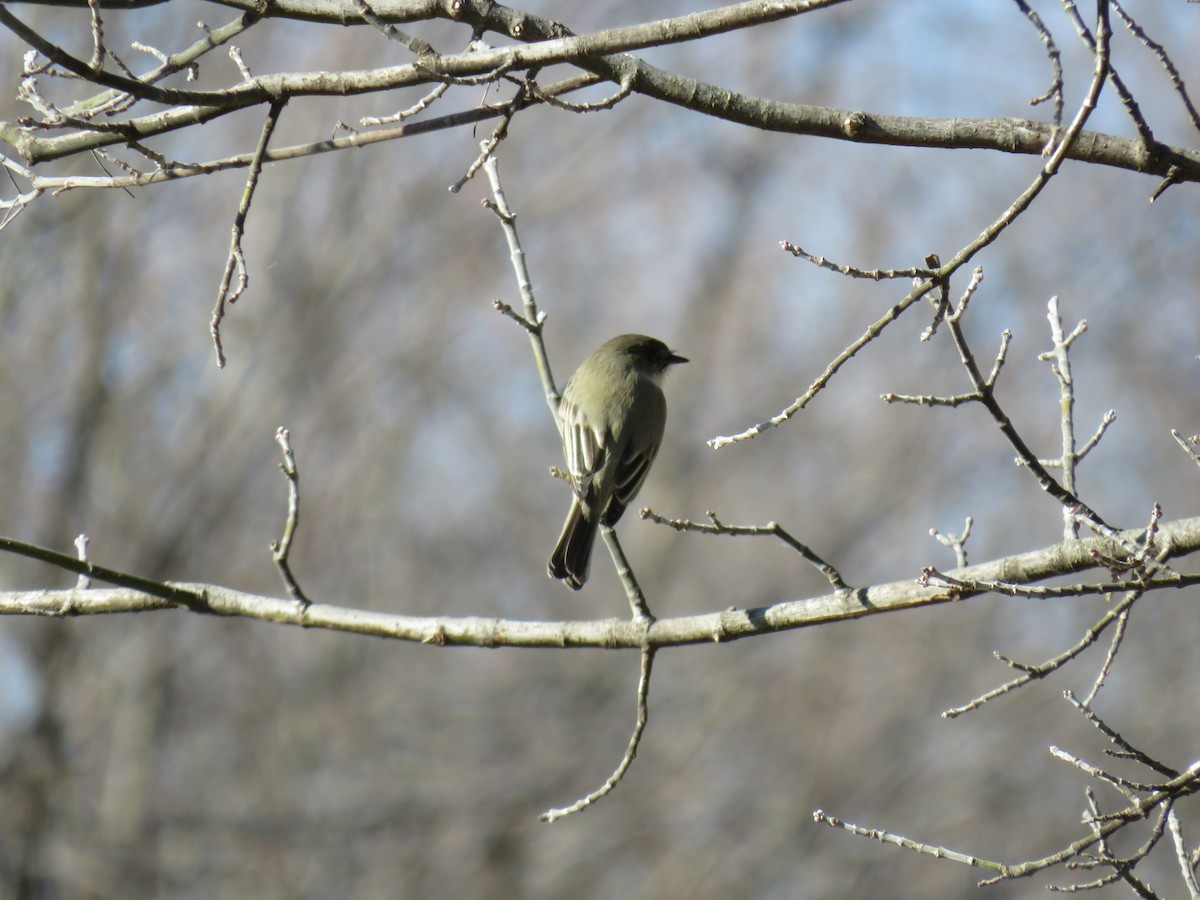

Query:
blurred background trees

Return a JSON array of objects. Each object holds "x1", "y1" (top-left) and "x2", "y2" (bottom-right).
[{"x1": 1, "y1": 1, "x2": 1198, "y2": 896}]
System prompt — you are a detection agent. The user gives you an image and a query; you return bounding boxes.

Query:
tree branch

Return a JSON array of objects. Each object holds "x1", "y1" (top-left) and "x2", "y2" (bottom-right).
[
  {"x1": 4, "y1": 515, "x2": 1200, "y2": 647},
  {"x1": 5, "y1": 0, "x2": 1199, "y2": 185}
]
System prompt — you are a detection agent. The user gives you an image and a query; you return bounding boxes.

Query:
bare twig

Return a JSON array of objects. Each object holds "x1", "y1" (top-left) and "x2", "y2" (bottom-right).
[
  {"x1": 985, "y1": 330, "x2": 1013, "y2": 387},
  {"x1": 709, "y1": 0, "x2": 1113, "y2": 450},
  {"x1": 1063, "y1": 690, "x2": 1178, "y2": 778},
  {"x1": 709, "y1": 273, "x2": 939, "y2": 448},
  {"x1": 930, "y1": 517, "x2": 972, "y2": 568},
  {"x1": 74, "y1": 10, "x2": 264, "y2": 117},
  {"x1": 976, "y1": 763, "x2": 1200, "y2": 887},
  {"x1": 449, "y1": 79, "x2": 531, "y2": 193},
  {"x1": 1012, "y1": 0, "x2": 1064, "y2": 126},
  {"x1": 1040, "y1": 295, "x2": 1086, "y2": 539},
  {"x1": 1168, "y1": 808, "x2": 1200, "y2": 899},
  {"x1": 419, "y1": 57, "x2": 516, "y2": 88},
  {"x1": 1075, "y1": 410, "x2": 1117, "y2": 463},
  {"x1": 360, "y1": 83, "x2": 449, "y2": 126},
  {"x1": 941, "y1": 590, "x2": 1143, "y2": 719},
  {"x1": 541, "y1": 645, "x2": 656, "y2": 822},
  {"x1": 270, "y1": 427, "x2": 310, "y2": 607},
  {"x1": 1047, "y1": 794, "x2": 1170, "y2": 894},
  {"x1": 86, "y1": 0, "x2": 105, "y2": 70},
  {"x1": 228, "y1": 45, "x2": 252, "y2": 81},
  {"x1": 530, "y1": 71, "x2": 634, "y2": 112},
  {"x1": 1061, "y1": 0, "x2": 1153, "y2": 144},
  {"x1": 0, "y1": 5, "x2": 261, "y2": 108},
  {"x1": 880, "y1": 390, "x2": 978, "y2": 408},
  {"x1": 1050, "y1": 744, "x2": 1164, "y2": 795},
  {"x1": 817, "y1": 751, "x2": 1200, "y2": 891},
  {"x1": 945, "y1": 266, "x2": 984, "y2": 323},
  {"x1": 0, "y1": 536, "x2": 208, "y2": 611},
  {"x1": 16, "y1": 73, "x2": 599, "y2": 195},
  {"x1": 480, "y1": 154, "x2": 559, "y2": 415},
  {"x1": 352, "y1": 0, "x2": 436, "y2": 56},
  {"x1": 1171, "y1": 429, "x2": 1200, "y2": 468},
  {"x1": 779, "y1": 241, "x2": 936, "y2": 281},
  {"x1": 1052, "y1": 793, "x2": 1119, "y2": 894},
  {"x1": 1081, "y1": 605, "x2": 1127, "y2": 706},
  {"x1": 73, "y1": 533, "x2": 90, "y2": 590},
  {"x1": 1111, "y1": 0, "x2": 1200, "y2": 135},
  {"x1": 812, "y1": 809, "x2": 1003, "y2": 873},
  {"x1": 1073, "y1": 503, "x2": 1174, "y2": 581},
  {"x1": 211, "y1": 98, "x2": 284, "y2": 368},
  {"x1": 641, "y1": 508, "x2": 848, "y2": 589},
  {"x1": 601, "y1": 527, "x2": 654, "y2": 623},
  {"x1": 942, "y1": 282, "x2": 1112, "y2": 534}
]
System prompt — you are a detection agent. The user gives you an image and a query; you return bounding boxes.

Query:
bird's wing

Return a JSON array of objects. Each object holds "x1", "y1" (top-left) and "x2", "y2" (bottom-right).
[
  {"x1": 560, "y1": 394, "x2": 608, "y2": 500},
  {"x1": 600, "y1": 442, "x2": 658, "y2": 526},
  {"x1": 601, "y1": 381, "x2": 667, "y2": 525}
]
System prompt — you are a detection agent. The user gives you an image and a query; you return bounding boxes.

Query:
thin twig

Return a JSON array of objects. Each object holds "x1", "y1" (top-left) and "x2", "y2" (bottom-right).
[
  {"x1": 211, "y1": 98, "x2": 284, "y2": 368},
  {"x1": 641, "y1": 508, "x2": 848, "y2": 589},
  {"x1": 480, "y1": 154, "x2": 558, "y2": 415},
  {"x1": 0, "y1": 536, "x2": 208, "y2": 610},
  {"x1": 941, "y1": 589, "x2": 1142, "y2": 718},
  {"x1": 1049, "y1": 745, "x2": 1165, "y2": 796},
  {"x1": 1063, "y1": 690, "x2": 1179, "y2": 779},
  {"x1": 709, "y1": 274, "x2": 940, "y2": 447},
  {"x1": 976, "y1": 763, "x2": 1200, "y2": 887},
  {"x1": 541, "y1": 645, "x2": 656, "y2": 822},
  {"x1": 449, "y1": 79, "x2": 531, "y2": 193},
  {"x1": 1047, "y1": 794, "x2": 1169, "y2": 895},
  {"x1": 1012, "y1": 0, "x2": 1064, "y2": 126},
  {"x1": 21, "y1": 73, "x2": 600, "y2": 194},
  {"x1": 1081, "y1": 605, "x2": 1127, "y2": 706},
  {"x1": 270, "y1": 427, "x2": 310, "y2": 608},
  {"x1": 779, "y1": 241, "x2": 934, "y2": 280},
  {"x1": 360, "y1": 83, "x2": 449, "y2": 126},
  {"x1": 710, "y1": 0, "x2": 1112, "y2": 450},
  {"x1": 530, "y1": 71, "x2": 634, "y2": 112},
  {"x1": 601, "y1": 527, "x2": 654, "y2": 623},
  {"x1": 1171, "y1": 429, "x2": 1200, "y2": 468},
  {"x1": 930, "y1": 517, "x2": 972, "y2": 568},
  {"x1": 86, "y1": 0, "x2": 105, "y2": 70},
  {"x1": 943, "y1": 288, "x2": 1111, "y2": 535},
  {"x1": 352, "y1": 0, "x2": 436, "y2": 56},
  {"x1": 812, "y1": 809, "x2": 1004, "y2": 873},
  {"x1": 1168, "y1": 808, "x2": 1200, "y2": 899},
  {"x1": 1075, "y1": 410, "x2": 1117, "y2": 463},
  {"x1": 985, "y1": 330, "x2": 1013, "y2": 387},
  {"x1": 1061, "y1": 0, "x2": 1154, "y2": 144},
  {"x1": 228, "y1": 45, "x2": 252, "y2": 81},
  {"x1": 70, "y1": 10, "x2": 265, "y2": 118},
  {"x1": 1111, "y1": 0, "x2": 1200, "y2": 135},
  {"x1": 919, "y1": 569, "x2": 1200, "y2": 598},
  {"x1": 1073, "y1": 503, "x2": 1174, "y2": 581},
  {"x1": 880, "y1": 391, "x2": 978, "y2": 408},
  {"x1": 73, "y1": 533, "x2": 91, "y2": 590},
  {"x1": 946, "y1": 266, "x2": 984, "y2": 323},
  {"x1": 1041, "y1": 295, "x2": 1085, "y2": 539}
]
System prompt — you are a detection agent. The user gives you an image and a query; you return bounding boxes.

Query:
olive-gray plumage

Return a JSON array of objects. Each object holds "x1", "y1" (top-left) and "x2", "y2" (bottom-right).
[{"x1": 548, "y1": 334, "x2": 687, "y2": 590}]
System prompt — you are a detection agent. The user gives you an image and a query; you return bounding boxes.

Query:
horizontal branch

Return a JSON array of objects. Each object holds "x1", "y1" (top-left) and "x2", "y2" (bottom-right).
[
  {"x1": 3, "y1": 0, "x2": 1197, "y2": 184},
  {"x1": 590, "y1": 68, "x2": 1200, "y2": 185},
  {"x1": 6, "y1": 75, "x2": 594, "y2": 170},
  {"x1": 3, "y1": 515, "x2": 1199, "y2": 649},
  {"x1": 2, "y1": 0, "x2": 844, "y2": 151}
]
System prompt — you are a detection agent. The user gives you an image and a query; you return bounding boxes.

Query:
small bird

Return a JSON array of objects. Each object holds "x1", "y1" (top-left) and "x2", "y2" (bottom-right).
[{"x1": 548, "y1": 334, "x2": 687, "y2": 590}]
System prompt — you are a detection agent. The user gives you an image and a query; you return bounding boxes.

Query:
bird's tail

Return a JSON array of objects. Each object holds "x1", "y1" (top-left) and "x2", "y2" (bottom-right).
[{"x1": 548, "y1": 498, "x2": 598, "y2": 590}]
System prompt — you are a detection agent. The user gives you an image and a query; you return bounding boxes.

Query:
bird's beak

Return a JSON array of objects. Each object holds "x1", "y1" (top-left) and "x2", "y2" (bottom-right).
[{"x1": 668, "y1": 351, "x2": 688, "y2": 365}]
